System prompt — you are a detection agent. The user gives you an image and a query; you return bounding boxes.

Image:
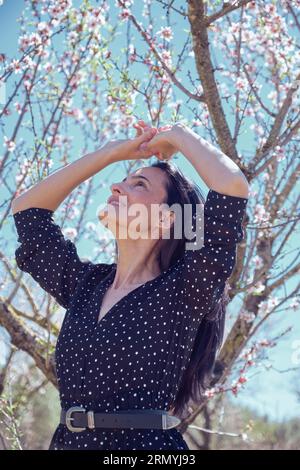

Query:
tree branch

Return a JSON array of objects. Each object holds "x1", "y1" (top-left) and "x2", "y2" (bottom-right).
[
  {"x1": 0, "y1": 301, "x2": 57, "y2": 387},
  {"x1": 187, "y1": 0, "x2": 248, "y2": 174}
]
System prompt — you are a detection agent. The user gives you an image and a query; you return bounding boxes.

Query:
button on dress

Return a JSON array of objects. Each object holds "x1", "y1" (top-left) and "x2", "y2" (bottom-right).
[{"x1": 13, "y1": 188, "x2": 248, "y2": 450}]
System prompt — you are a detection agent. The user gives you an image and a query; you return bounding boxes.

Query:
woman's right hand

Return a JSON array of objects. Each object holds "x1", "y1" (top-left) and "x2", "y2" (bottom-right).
[{"x1": 100, "y1": 126, "x2": 159, "y2": 162}]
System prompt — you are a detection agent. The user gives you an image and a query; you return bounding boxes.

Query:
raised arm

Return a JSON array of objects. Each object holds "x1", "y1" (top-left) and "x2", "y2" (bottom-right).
[
  {"x1": 170, "y1": 123, "x2": 249, "y2": 199},
  {"x1": 11, "y1": 149, "x2": 115, "y2": 214},
  {"x1": 137, "y1": 121, "x2": 249, "y2": 198},
  {"x1": 11, "y1": 127, "x2": 157, "y2": 214},
  {"x1": 178, "y1": 127, "x2": 249, "y2": 320},
  {"x1": 11, "y1": 129, "x2": 159, "y2": 309}
]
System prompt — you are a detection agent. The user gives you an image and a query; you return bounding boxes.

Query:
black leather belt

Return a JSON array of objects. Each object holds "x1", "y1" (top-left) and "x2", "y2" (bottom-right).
[{"x1": 60, "y1": 406, "x2": 181, "y2": 432}]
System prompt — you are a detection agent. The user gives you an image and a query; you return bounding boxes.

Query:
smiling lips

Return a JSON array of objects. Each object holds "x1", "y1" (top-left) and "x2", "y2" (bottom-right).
[{"x1": 107, "y1": 196, "x2": 123, "y2": 206}]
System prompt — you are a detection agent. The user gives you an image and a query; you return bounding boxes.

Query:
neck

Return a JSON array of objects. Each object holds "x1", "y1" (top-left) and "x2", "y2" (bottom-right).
[{"x1": 111, "y1": 237, "x2": 161, "y2": 289}]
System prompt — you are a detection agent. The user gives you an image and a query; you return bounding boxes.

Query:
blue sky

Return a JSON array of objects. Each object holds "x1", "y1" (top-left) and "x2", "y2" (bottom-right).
[{"x1": 1, "y1": 0, "x2": 299, "y2": 423}]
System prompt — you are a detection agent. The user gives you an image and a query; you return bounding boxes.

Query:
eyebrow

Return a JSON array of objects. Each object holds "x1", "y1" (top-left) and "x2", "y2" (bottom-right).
[{"x1": 122, "y1": 175, "x2": 151, "y2": 185}]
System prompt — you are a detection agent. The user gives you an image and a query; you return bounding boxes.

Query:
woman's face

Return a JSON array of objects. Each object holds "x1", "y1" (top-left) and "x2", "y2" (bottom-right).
[{"x1": 98, "y1": 167, "x2": 171, "y2": 240}]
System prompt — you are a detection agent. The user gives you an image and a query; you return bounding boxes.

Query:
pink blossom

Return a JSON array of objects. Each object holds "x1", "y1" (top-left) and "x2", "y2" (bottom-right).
[
  {"x1": 289, "y1": 298, "x2": 300, "y2": 312},
  {"x1": 204, "y1": 387, "x2": 216, "y2": 398},
  {"x1": 119, "y1": 8, "x2": 131, "y2": 21},
  {"x1": 37, "y1": 21, "x2": 51, "y2": 37},
  {"x1": 259, "y1": 339, "x2": 271, "y2": 347},
  {"x1": 70, "y1": 107, "x2": 85, "y2": 121},
  {"x1": 272, "y1": 145, "x2": 286, "y2": 162},
  {"x1": 128, "y1": 44, "x2": 137, "y2": 63},
  {"x1": 62, "y1": 227, "x2": 77, "y2": 241},
  {"x1": 116, "y1": 0, "x2": 133, "y2": 7},
  {"x1": 43, "y1": 62, "x2": 53, "y2": 73},
  {"x1": 4, "y1": 136, "x2": 16, "y2": 152},
  {"x1": 87, "y1": 8, "x2": 105, "y2": 30},
  {"x1": 161, "y1": 50, "x2": 172, "y2": 67},
  {"x1": 23, "y1": 80, "x2": 31, "y2": 91},
  {"x1": 18, "y1": 34, "x2": 31, "y2": 51},
  {"x1": 2, "y1": 108, "x2": 11, "y2": 116},
  {"x1": 48, "y1": 134, "x2": 68, "y2": 148},
  {"x1": 258, "y1": 297, "x2": 279, "y2": 315},
  {"x1": 248, "y1": 281, "x2": 265, "y2": 296},
  {"x1": 10, "y1": 59, "x2": 22, "y2": 74},
  {"x1": 49, "y1": 0, "x2": 72, "y2": 19},
  {"x1": 28, "y1": 32, "x2": 42, "y2": 47},
  {"x1": 85, "y1": 222, "x2": 96, "y2": 232},
  {"x1": 249, "y1": 187, "x2": 257, "y2": 197},
  {"x1": 157, "y1": 26, "x2": 173, "y2": 42},
  {"x1": 253, "y1": 204, "x2": 269, "y2": 224},
  {"x1": 241, "y1": 348, "x2": 255, "y2": 361},
  {"x1": 238, "y1": 376, "x2": 248, "y2": 384},
  {"x1": 262, "y1": 172, "x2": 269, "y2": 181},
  {"x1": 68, "y1": 31, "x2": 78, "y2": 45},
  {"x1": 236, "y1": 77, "x2": 247, "y2": 90},
  {"x1": 253, "y1": 255, "x2": 264, "y2": 269},
  {"x1": 230, "y1": 23, "x2": 241, "y2": 34},
  {"x1": 14, "y1": 102, "x2": 22, "y2": 114},
  {"x1": 240, "y1": 309, "x2": 256, "y2": 323},
  {"x1": 23, "y1": 56, "x2": 36, "y2": 70},
  {"x1": 250, "y1": 123, "x2": 265, "y2": 137}
]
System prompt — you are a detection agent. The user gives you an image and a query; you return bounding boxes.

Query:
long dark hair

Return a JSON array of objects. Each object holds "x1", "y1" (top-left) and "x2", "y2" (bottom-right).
[{"x1": 148, "y1": 160, "x2": 229, "y2": 420}]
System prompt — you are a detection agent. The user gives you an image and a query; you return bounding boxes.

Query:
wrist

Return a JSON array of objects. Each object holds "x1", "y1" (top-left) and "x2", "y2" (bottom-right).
[
  {"x1": 89, "y1": 147, "x2": 120, "y2": 166},
  {"x1": 169, "y1": 123, "x2": 189, "y2": 150},
  {"x1": 98, "y1": 142, "x2": 126, "y2": 162}
]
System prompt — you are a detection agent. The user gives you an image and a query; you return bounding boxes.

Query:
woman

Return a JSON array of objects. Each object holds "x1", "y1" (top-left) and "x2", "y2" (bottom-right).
[{"x1": 12, "y1": 121, "x2": 249, "y2": 450}]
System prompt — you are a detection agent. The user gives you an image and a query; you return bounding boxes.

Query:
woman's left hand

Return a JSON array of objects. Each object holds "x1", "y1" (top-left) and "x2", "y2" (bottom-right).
[{"x1": 134, "y1": 120, "x2": 179, "y2": 161}]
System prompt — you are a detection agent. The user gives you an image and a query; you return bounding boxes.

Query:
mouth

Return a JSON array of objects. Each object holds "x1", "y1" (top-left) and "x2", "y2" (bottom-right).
[
  {"x1": 107, "y1": 195, "x2": 120, "y2": 205},
  {"x1": 107, "y1": 198, "x2": 125, "y2": 210}
]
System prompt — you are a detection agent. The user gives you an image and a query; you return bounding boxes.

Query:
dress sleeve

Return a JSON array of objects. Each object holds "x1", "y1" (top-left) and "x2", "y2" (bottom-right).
[
  {"x1": 181, "y1": 188, "x2": 249, "y2": 318},
  {"x1": 13, "y1": 207, "x2": 95, "y2": 310}
]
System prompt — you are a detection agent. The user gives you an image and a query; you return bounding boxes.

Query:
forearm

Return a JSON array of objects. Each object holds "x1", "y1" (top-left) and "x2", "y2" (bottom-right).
[
  {"x1": 172, "y1": 124, "x2": 249, "y2": 198},
  {"x1": 11, "y1": 148, "x2": 115, "y2": 214}
]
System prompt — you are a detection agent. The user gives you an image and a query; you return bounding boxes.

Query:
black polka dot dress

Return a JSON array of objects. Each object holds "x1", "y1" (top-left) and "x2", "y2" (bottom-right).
[{"x1": 13, "y1": 188, "x2": 248, "y2": 450}]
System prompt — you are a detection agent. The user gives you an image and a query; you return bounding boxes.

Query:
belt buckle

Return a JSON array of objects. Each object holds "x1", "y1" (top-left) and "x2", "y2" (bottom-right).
[
  {"x1": 65, "y1": 406, "x2": 86, "y2": 432},
  {"x1": 162, "y1": 413, "x2": 182, "y2": 430}
]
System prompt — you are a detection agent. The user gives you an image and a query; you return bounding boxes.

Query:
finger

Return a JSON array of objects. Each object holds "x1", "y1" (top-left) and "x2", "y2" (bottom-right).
[
  {"x1": 137, "y1": 120, "x2": 147, "y2": 128},
  {"x1": 137, "y1": 120, "x2": 147, "y2": 125},
  {"x1": 133, "y1": 123, "x2": 143, "y2": 137},
  {"x1": 138, "y1": 120, "x2": 154, "y2": 130},
  {"x1": 135, "y1": 123, "x2": 154, "y2": 138},
  {"x1": 158, "y1": 125, "x2": 171, "y2": 132},
  {"x1": 139, "y1": 121, "x2": 159, "y2": 134},
  {"x1": 135, "y1": 123, "x2": 156, "y2": 137},
  {"x1": 137, "y1": 129, "x2": 155, "y2": 144}
]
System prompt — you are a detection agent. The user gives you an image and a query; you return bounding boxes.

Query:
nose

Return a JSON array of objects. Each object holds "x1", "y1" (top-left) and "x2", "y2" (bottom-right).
[{"x1": 110, "y1": 181, "x2": 124, "y2": 194}]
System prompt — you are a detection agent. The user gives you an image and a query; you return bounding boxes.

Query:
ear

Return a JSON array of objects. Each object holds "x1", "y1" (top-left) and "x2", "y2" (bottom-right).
[{"x1": 160, "y1": 210, "x2": 176, "y2": 230}]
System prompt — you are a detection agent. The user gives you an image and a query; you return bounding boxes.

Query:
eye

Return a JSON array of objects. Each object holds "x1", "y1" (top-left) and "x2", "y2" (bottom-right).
[{"x1": 135, "y1": 181, "x2": 145, "y2": 187}]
